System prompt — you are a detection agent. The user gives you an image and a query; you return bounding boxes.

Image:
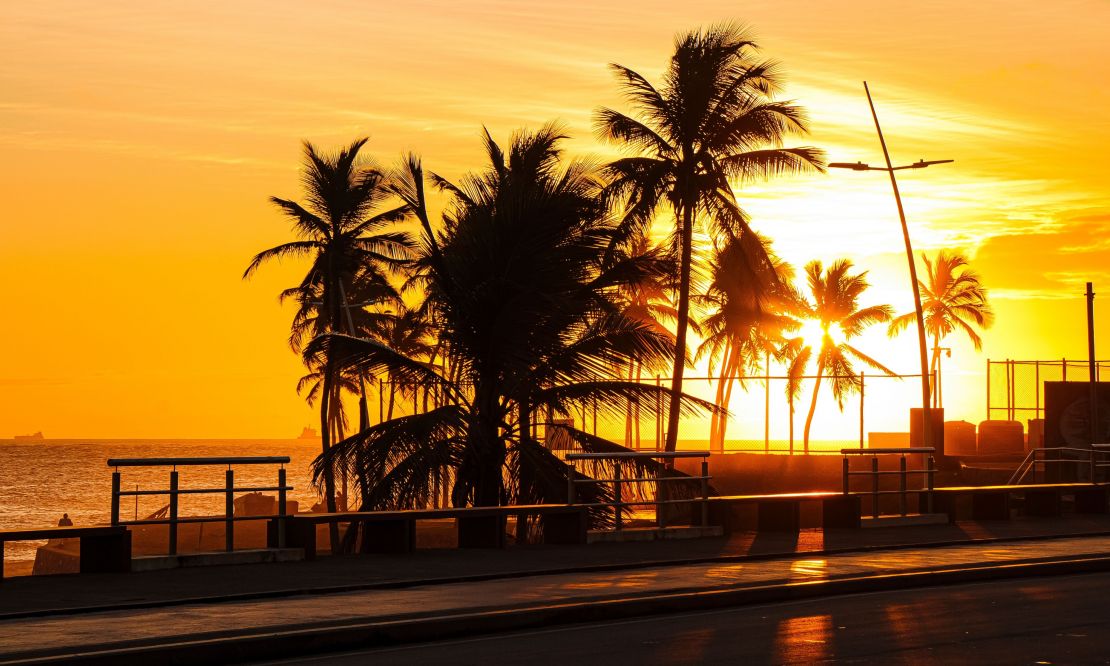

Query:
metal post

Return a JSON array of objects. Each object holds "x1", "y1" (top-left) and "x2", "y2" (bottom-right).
[
  {"x1": 700, "y1": 458, "x2": 709, "y2": 527},
  {"x1": 1035, "y1": 360, "x2": 1041, "y2": 417},
  {"x1": 899, "y1": 455, "x2": 907, "y2": 516},
  {"x1": 168, "y1": 470, "x2": 179, "y2": 555},
  {"x1": 927, "y1": 456, "x2": 935, "y2": 513},
  {"x1": 1063, "y1": 357, "x2": 1068, "y2": 382},
  {"x1": 111, "y1": 471, "x2": 121, "y2": 526},
  {"x1": 277, "y1": 467, "x2": 287, "y2": 548},
  {"x1": 225, "y1": 468, "x2": 235, "y2": 552},
  {"x1": 871, "y1": 456, "x2": 879, "y2": 519},
  {"x1": 613, "y1": 462, "x2": 623, "y2": 531},
  {"x1": 990, "y1": 359, "x2": 999, "y2": 417},
  {"x1": 842, "y1": 457, "x2": 849, "y2": 495},
  {"x1": 764, "y1": 352, "x2": 771, "y2": 453},
  {"x1": 859, "y1": 371, "x2": 865, "y2": 449},
  {"x1": 864, "y1": 81, "x2": 932, "y2": 453},
  {"x1": 655, "y1": 375, "x2": 662, "y2": 451},
  {"x1": 1088, "y1": 282, "x2": 1099, "y2": 446},
  {"x1": 566, "y1": 462, "x2": 576, "y2": 504}
]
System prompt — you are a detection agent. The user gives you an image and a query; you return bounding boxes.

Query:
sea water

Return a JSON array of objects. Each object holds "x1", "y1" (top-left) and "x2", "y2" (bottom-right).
[{"x1": 0, "y1": 439, "x2": 325, "y2": 564}]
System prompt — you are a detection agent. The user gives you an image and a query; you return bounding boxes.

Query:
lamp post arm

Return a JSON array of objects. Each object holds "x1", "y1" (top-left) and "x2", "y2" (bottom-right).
[{"x1": 863, "y1": 81, "x2": 934, "y2": 447}]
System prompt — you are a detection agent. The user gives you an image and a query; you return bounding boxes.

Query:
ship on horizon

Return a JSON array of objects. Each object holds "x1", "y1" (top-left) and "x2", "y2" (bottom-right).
[
  {"x1": 13, "y1": 431, "x2": 44, "y2": 442},
  {"x1": 297, "y1": 427, "x2": 319, "y2": 440}
]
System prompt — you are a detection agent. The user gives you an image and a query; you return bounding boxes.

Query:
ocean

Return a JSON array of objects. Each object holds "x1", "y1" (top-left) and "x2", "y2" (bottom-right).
[{"x1": 0, "y1": 439, "x2": 325, "y2": 565}]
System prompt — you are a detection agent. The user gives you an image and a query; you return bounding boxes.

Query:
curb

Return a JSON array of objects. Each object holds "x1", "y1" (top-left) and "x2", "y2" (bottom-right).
[
  {"x1": 6, "y1": 553, "x2": 1110, "y2": 665},
  {"x1": 4, "y1": 527, "x2": 1110, "y2": 621}
]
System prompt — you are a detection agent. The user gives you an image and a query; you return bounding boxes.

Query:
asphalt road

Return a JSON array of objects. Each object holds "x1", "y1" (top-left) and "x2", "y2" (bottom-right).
[{"x1": 261, "y1": 571, "x2": 1110, "y2": 665}]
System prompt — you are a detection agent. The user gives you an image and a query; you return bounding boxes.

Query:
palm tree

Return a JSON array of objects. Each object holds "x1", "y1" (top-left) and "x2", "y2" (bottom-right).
[
  {"x1": 697, "y1": 234, "x2": 799, "y2": 451},
  {"x1": 888, "y1": 251, "x2": 993, "y2": 407},
  {"x1": 596, "y1": 23, "x2": 825, "y2": 452},
  {"x1": 786, "y1": 259, "x2": 895, "y2": 452},
  {"x1": 611, "y1": 234, "x2": 677, "y2": 448},
  {"x1": 365, "y1": 306, "x2": 437, "y2": 420},
  {"x1": 310, "y1": 126, "x2": 714, "y2": 521},
  {"x1": 244, "y1": 138, "x2": 413, "y2": 544}
]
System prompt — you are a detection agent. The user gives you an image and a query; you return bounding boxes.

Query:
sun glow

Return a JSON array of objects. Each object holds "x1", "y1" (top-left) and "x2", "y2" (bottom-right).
[{"x1": 799, "y1": 319, "x2": 845, "y2": 350}]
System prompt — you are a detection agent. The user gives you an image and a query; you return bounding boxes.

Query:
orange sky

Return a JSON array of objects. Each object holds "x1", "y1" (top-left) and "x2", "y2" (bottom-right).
[{"x1": 2, "y1": 0, "x2": 1109, "y2": 438}]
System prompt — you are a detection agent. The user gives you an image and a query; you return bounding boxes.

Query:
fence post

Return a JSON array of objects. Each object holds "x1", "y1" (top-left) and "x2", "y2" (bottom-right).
[
  {"x1": 700, "y1": 457, "x2": 709, "y2": 527},
  {"x1": 859, "y1": 371, "x2": 865, "y2": 449},
  {"x1": 168, "y1": 469, "x2": 179, "y2": 556},
  {"x1": 566, "y1": 462, "x2": 575, "y2": 504},
  {"x1": 613, "y1": 462, "x2": 623, "y2": 531},
  {"x1": 899, "y1": 455, "x2": 907, "y2": 516},
  {"x1": 277, "y1": 466, "x2": 287, "y2": 548},
  {"x1": 111, "y1": 471, "x2": 121, "y2": 526},
  {"x1": 870, "y1": 456, "x2": 879, "y2": 519},
  {"x1": 655, "y1": 375, "x2": 662, "y2": 451},
  {"x1": 225, "y1": 468, "x2": 235, "y2": 552},
  {"x1": 764, "y1": 353, "x2": 771, "y2": 453},
  {"x1": 986, "y1": 358, "x2": 991, "y2": 420},
  {"x1": 842, "y1": 456, "x2": 849, "y2": 495},
  {"x1": 927, "y1": 455, "x2": 935, "y2": 513}
]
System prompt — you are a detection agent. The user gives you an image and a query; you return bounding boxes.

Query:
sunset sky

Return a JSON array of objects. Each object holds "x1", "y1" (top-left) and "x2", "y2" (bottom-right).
[{"x1": 2, "y1": 0, "x2": 1109, "y2": 439}]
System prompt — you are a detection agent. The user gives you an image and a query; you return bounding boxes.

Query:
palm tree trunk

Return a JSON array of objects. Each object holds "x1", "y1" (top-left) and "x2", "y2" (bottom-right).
[
  {"x1": 802, "y1": 359, "x2": 825, "y2": 454},
  {"x1": 319, "y1": 354, "x2": 341, "y2": 553},
  {"x1": 710, "y1": 344, "x2": 733, "y2": 452},
  {"x1": 387, "y1": 378, "x2": 396, "y2": 420},
  {"x1": 720, "y1": 354, "x2": 739, "y2": 448},
  {"x1": 664, "y1": 199, "x2": 695, "y2": 453}
]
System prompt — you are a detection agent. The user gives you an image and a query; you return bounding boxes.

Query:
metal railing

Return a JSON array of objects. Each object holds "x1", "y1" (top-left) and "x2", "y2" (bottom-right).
[
  {"x1": 565, "y1": 451, "x2": 710, "y2": 529},
  {"x1": 108, "y1": 456, "x2": 293, "y2": 555},
  {"x1": 1008, "y1": 446, "x2": 1110, "y2": 485},
  {"x1": 842, "y1": 448, "x2": 936, "y2": 518}
]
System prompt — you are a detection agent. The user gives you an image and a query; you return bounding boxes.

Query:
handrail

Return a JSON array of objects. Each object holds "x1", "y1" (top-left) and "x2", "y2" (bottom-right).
[
  {"x1": 840, "y1": 448, "x2": 935, "y2": 455},
  {"x1": 109, "y1": 456, "x2": 291, "y2": 555},
  {"x1": 1006, "y1": 446, "x2": 1110, "y2": 485},
  {"x1": 565, "y1": 451, "x2": 711, "y2": 530},
  {"x1": 841, "y1": 449, "x2": 936, "y2": 518},
  {"x1": 565, "y1": 451, "x2": 710, "y2": 460},
  {"x1": 108, "y1": 456, "x2": 289, "y2": 468}
]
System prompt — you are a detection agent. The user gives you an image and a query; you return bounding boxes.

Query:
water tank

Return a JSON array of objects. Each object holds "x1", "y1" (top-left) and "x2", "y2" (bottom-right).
[
  {"x1": 977, "y1": 420, "x2": 1024, "y2": 454},
  {"x1": 944, "y1": 420, "x2": 977, "y2": 456}
]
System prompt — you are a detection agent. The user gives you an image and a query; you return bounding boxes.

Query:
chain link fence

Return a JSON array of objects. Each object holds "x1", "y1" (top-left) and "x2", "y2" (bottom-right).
[
  {"x1": 367, "y1": 371, "x2": 931, "y2": 455},
  {"x1": 987, "y1": 359, "x2": 1110, "y2": 421}
]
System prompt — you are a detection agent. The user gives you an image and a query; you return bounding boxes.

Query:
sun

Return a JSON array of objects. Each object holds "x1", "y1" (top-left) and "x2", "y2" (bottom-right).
[{"x1": 798, "y1": 319, "x2": 845, "y2": 349}]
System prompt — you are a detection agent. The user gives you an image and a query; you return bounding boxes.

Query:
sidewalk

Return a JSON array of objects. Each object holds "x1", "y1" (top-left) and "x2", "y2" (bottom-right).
[
  {"x1": 4, "y1": 528, "x2": 1110, "y2": 664},
  {"x1": 4, "y1": 515, "x2": 1110, "y2": 620}
]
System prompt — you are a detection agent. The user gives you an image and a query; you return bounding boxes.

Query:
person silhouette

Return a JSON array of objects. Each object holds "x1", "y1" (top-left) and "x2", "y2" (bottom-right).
[{"x1": 58, "y1": 513, "x2": 73, "y2": 527}]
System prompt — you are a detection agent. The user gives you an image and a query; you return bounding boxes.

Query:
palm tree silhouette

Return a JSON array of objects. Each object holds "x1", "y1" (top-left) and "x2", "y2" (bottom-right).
[
  {"x1": 786, "y1": 259, "x2": 895, "y2": 452},
  {"x1": 698, "y1": 234, "x2": 799, "y2": 451},
  {"x1": 244, "y1": 138, "x2": 413, "y2": 544},
  {"x1": 596, "y1": 23, "x2": 824, "y2": 451},
  {"x1": 309, "y1": 126, "x2": 714, "y2": 519},
  {"x1": 611, "y1": 234, "x2": 677, "y2": 448},
  {"x1": 888, "y1": 251, "x2": 993, "y2": 407}
]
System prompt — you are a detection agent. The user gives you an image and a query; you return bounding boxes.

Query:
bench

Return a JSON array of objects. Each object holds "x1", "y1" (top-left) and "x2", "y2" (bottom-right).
[
  {"x1": 0, "y1": 525, "x2": 131, "y2": 580},
  {"x1": 269, "y1": 504, "x2": 589, "y2": 559},
  {"x1": 932, "y1": 483, "x2": 1108, "y2": 522},
  {"x1": 708, "y1": 493, "x2": 862, "y2": 533}
]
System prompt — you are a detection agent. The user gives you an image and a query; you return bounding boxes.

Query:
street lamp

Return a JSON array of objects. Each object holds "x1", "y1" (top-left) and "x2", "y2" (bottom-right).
[{"x1": 830, "y1": 81, "x2": 953, "y2": 452}]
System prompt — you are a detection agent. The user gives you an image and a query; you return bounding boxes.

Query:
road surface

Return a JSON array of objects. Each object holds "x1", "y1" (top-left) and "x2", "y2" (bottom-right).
[{"x1": 262, "y1": 571, "x2": 1110, "y2": 664}]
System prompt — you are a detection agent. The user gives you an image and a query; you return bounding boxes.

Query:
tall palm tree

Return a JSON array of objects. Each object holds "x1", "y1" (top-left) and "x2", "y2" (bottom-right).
[
  {"x1": 697, "y1": 234, "x2": 798, "y2": 451},
  {"x1": 888, "y1": 251, "x2": 993, "y2": 407},
  {"x1": 611, "y1": 234, "x2": 677, "y2": 448},
  {"x1": 786, "y1": 259, "x2": 895, "y2": 452},
  {"x1": 596, "y1": 23, "x2": 825, "y2": 451},
  {"x1": 310, "y1": 126, "x2": 714, "y2": 520},
  {"x1": 244, "y1": 138, "x2": 413, "y2": 542}
]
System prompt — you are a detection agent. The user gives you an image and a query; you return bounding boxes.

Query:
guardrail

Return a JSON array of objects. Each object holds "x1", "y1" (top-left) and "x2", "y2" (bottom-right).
[
  {"x1": 841, "y1": 448, "x2": 936, "y2": 518},
  {"x1": 107, "y1": 456, "x2": 293, "y2": 555},
  {"x1": 1008, "y1": 446, "x2": 1110, "y2": 485},
  {"x1": 565, "y1": 451, "x2": 710, "y2": 529}
]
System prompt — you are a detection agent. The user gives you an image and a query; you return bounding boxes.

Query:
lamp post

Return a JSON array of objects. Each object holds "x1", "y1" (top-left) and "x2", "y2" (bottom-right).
[{"x1": 829, "y1": 81, "x2": 953, "y2": 452}]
